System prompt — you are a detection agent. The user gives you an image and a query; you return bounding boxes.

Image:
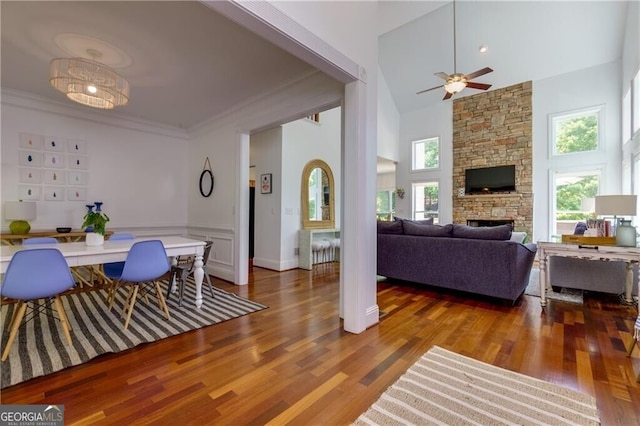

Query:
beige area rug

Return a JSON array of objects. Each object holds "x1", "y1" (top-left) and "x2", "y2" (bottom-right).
[{"x1": 354, "y1": 346, "x2": 600, "y2": 426}]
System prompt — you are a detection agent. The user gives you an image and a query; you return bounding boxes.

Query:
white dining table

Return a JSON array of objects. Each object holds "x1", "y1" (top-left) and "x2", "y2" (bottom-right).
[{"x1": 0, "y1": 236, "x2": 207, "y2": 308}]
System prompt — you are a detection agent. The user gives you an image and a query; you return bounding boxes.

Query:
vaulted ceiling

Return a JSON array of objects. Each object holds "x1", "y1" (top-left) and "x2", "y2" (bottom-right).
[{"x1": 378, "y1": 1, "x2": 629, "y2": 112}]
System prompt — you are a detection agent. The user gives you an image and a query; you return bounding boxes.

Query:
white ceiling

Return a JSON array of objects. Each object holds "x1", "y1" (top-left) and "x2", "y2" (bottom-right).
[
  {"x1": 0, "y1": 1, "x2": 314, "y2": 129},
  {"x1": 378, "y1": 1, "x2": 629, "y2": 112},
  {"x1": 1, "y1": 1, "x2": 631, "y2": 131}
]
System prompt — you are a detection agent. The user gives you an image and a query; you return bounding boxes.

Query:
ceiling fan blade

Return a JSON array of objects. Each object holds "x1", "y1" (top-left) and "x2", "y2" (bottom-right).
[
  {"x1": 466, "y1": 82, "x2": 492, "y2": 91},
  {"x1": 434, "y1": 72, "x2": 450, "y2": 80},
  {"x1": 443, "y1": 91, "x2": 453, "y2": 100},
  {"x1": 416, "y1": 85, "x2": 443, "y2": 95},
  {"x1": 465, "y1": 67, "x2": 493, "y2": 80}
]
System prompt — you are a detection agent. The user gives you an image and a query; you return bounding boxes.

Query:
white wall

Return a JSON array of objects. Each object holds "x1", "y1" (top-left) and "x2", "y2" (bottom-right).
[
  {"x1": 282, "y1": 107, "x2": 342, "y2": 269},
  {"x1": 533, "y1": 61, "x2": 622, "y2": 242},
  {"x1": 396, "y1": 102, "x2": 453, "y2": 223},
  {"x1": 248, "y1": 107, "x2": 342, "y2": 272},
  {"x1": 377, "y1": 67, "x2": 400, "y2": 162},
  {"x1": 1, "y1": 94, "x2": 188, "y2": 234},
  {"x1": 250, "y1": 126, "x2": 284, "y2": 271},
  {"x1": 621, "y1": 0, "x2": 639, "y2": 87},
  {"x1": 187, "y1": 71, "x2": 344, "y2": 282}
]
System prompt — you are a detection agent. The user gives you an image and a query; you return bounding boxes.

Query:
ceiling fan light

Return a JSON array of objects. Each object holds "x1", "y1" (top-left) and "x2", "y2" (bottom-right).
[
  {"x1": 49, "y1": 57, "x2": 129, "y2": 109},
  {"x1": 444, "y1": 80, "x2": 467, "y2": 94}
]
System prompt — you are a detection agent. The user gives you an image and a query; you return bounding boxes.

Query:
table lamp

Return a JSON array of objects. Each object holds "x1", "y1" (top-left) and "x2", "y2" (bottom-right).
[
  {"x1": 4, "y1": 201, "x2": 37, "y2": 234},
  {"x1": 595, "y1": 195, "x2": 637, "y2": 246}
]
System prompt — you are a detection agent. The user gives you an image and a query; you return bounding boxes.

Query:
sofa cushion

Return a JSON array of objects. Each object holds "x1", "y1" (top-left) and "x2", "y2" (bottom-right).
[
  {"x1": 377, "y1": 220, "x2": 403, "y2": 234},
  {"x1": 403, "y1": 222, "x2": 453, "y2": 237},
  {"x1": 402, "y1": 218, "x2": 434, "y2": 226},
  {"x1": 452, "y1": 224, "x2": 512, "y2": 240}
]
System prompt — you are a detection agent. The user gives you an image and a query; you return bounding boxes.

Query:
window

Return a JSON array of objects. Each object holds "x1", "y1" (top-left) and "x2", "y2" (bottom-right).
[
  {"x1": 411, "y1": 137, "x2": 439, "y2": 171},
  {"x1": 376, "y1": 189, "x2": 395, "y2": 221},
  {"x1": 412, "y1": 181, "x2": 439, "y2": 223},
  {"x1": 552, "y1": 170, "x2": 600, "y2": 235},
  {"x1": 550, "y1": 107, "x2": 601, "y2": 155}
]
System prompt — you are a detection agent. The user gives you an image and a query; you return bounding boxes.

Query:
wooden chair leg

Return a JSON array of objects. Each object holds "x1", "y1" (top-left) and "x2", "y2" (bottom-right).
[
  {"x1": 5, "y1": 302, "x2": 21, "y2": 331},
  {"x1": 53, "y1": 296, "x2": 72, "y2": 345},
  {"x1": 154, "y1": 282, "x2": 171, "y2": 320},
  {"x1": 123, "y1": 286, "x2": 139, "y2": 330},
  {"x1": 55, "y1": 297, "x2": 72, "y2": 331},
  {"x1": 121, "y1": 286, "x2": 135, "y2": 318},
  {"x1": 108, "y1": 281, "x2": 122, "y2": 310},
  {"x1": 627, "y1": 337, "x2": 637, "y2": 356},
  {"x1": 1, "y1": 301, "x2": 27, "y2": 361}
]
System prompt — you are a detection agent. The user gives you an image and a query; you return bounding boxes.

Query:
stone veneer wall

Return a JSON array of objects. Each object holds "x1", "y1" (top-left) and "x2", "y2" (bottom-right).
[{"x1": 452, "y1": 81, "x2": 533, "y2": 236}]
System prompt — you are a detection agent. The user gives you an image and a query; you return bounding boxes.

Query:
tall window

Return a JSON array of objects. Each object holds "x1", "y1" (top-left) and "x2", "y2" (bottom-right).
[
  {"x1": 551, "y1": 107, "x2": 601, "y2": 155},
  {"x1": 411, "y1": 137, "x2": 439, "y2": 171},
  {"x1": 412, "y1": 181, "x2": 439, "y2": 223},
  {"x1": 552, "y1": 170, "x2": 600, "y2": 235},
  {"x1": 376, "y1": 190, "x2": 395, "y2": 221}
]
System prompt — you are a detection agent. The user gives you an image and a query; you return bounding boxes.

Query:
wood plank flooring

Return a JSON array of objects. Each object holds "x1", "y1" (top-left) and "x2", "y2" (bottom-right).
[{"x1": 1, "y1": 263, "x2": 639, "y2": 425}]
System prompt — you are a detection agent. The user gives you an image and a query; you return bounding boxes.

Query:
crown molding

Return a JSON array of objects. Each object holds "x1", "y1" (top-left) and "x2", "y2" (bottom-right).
[{"x1": 1, "y1": 89, "x2": 189, "y2": 140}]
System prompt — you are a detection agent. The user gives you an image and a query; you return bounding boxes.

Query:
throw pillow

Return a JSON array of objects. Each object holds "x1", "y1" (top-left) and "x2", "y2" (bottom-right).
[
  {"x1": 509, "y1": 231, "x2": 527, "y2": 243},
  {"x1": 403, "y1": 221, "x2": 453, "y2": 237},
  {"x1": 452, "y1": 224, "x2": 512, "y2": 240},
  {"x1": 377, "y1": 220, "x2": 403, "y2": 234}
]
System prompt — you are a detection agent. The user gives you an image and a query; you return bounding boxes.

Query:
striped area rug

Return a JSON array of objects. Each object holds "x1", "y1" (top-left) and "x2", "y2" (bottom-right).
[
  {"x1": 1, "y1": 278, "x2": 267, "y2": 389},
  {"x1": 355, "y1": 346, "x2": 600, "y2": 425}
]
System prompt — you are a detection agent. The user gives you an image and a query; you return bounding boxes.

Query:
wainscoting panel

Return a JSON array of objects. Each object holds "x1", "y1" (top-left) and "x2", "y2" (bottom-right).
[{"x1": 187, "y1": 226, "x2": 235, "y2": 283}]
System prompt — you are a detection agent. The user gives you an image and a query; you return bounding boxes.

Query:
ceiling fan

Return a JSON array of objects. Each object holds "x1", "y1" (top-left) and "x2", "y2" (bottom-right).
[{"x1": 416, "y1": 0, "x2": 493, "y2": 100}]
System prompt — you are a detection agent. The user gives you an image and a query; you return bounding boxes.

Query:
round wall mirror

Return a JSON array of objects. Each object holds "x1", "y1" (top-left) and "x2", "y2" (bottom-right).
[{"x1": 301, "y1": 159, "x2": 335, "y2": 229}]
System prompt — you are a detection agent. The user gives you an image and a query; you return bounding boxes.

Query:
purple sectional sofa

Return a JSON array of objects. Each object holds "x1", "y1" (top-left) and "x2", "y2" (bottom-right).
[{"x1": 377, "y1": 219, "x2": 537, "y2": 303}]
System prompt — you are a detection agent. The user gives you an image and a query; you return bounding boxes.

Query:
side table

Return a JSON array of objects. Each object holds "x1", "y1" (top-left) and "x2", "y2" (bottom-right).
[{"x1": 537, "y1": 241, "x2": 640, "y2": 307}]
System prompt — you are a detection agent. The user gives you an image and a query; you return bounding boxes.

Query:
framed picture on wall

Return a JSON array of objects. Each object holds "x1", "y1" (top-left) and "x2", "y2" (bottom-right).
[{"x1": 260, "y1": 173, "x2": 272, "y2": 194}]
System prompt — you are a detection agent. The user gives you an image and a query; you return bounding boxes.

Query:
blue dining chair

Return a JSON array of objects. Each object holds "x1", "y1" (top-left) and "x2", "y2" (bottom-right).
[
  {"x1": 23, "y1": 237, "x2": 58, "y2": 245},
  {"x1": 23, "y1": 236, "x2": 96, "y2": 287},
  {"x1": 1, "y1": 248, "x2": 75, "y2": 361},
  {"x1": 103, "y1": 233, "x2": 135, "y2": 279},
  {"x1": 107, "y1": 240, "x2": 171, "y2": 329}
]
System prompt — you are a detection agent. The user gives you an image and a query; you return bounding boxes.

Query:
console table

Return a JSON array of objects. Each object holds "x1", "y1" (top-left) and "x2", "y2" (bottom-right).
[
  {"x1": 0, "y1": 230, "x2": 113, "y2": 246},
  {"x1": 298, "y1": 228, "x2": 339, "y2": 270},
  {"x1": 537, "y1": 241, "x2": 640, "y2": 307}
]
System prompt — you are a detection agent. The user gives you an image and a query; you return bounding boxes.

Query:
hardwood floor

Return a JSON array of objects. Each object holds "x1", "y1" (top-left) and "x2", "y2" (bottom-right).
[{"x1": 1, "y1": 263, "x2": 639, "y2": 425}]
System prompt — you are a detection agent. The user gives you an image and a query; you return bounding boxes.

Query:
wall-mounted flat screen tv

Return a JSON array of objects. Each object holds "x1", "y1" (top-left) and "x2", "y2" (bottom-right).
[{"x1": 465, "y1": 165, "x2": 516, "y2": 194}]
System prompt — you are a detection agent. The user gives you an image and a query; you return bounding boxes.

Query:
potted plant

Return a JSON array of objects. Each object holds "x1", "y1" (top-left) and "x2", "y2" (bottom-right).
[{"x1": 82, "y1": 207, "x2": 110, "y2": 246}]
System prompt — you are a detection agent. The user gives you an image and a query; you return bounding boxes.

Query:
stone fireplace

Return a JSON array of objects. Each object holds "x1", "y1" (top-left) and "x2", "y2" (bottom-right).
[{"x1": 452, "y1": 82, "x2": 533, "y2": 236}]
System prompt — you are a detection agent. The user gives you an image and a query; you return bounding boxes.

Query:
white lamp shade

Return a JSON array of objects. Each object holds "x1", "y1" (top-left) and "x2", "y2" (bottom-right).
[
  {"x1": 595, "y1": 195, "x2": 637, "y2": 216},
  {"x1": 4, "y1": 201, "x2": 36, "y2": 221}
]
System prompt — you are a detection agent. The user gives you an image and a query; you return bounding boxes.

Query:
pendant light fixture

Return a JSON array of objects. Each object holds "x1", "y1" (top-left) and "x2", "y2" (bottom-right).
[{"x1": 49, "y1": 49, "x2": 129, "y2": 109}]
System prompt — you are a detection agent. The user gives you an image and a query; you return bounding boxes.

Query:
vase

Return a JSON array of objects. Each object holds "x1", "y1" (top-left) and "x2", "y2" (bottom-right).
[
  {"x1": 85, "y1": 232, "x2": 104, "y2": 247},
  {"x1": 615, "y1": 220, "x2": 636, "y2": 247}
]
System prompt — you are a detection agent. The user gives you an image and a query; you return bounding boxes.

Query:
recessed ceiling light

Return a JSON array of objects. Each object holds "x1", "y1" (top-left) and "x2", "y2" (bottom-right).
[{"x1": 479, "y1": 45, "x2": 488, "y2": 53}]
